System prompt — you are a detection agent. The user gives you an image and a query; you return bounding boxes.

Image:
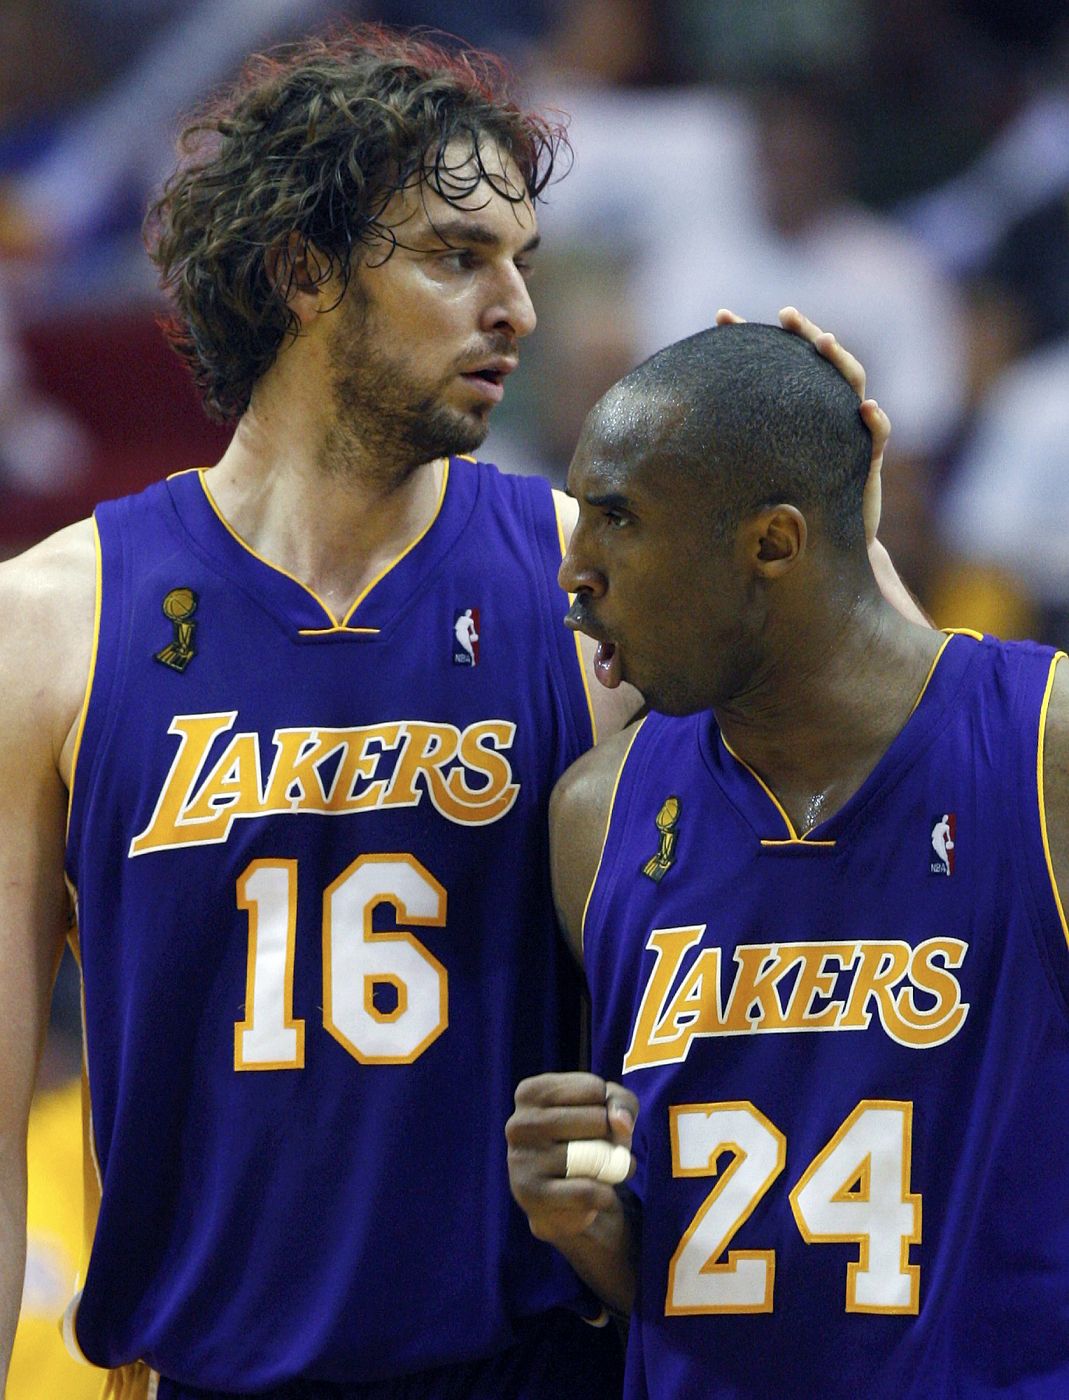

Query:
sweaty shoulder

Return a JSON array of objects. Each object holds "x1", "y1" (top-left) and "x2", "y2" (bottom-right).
[
  {"x1": 0, "y1": 519, "x2": 97, "y2": 778},
  {"x1": 1041, "y1": 654, "x2": 1069, "y2": 910},
  {"x1": 550, "y1": 721, "x2": 643, "y2": 962}
]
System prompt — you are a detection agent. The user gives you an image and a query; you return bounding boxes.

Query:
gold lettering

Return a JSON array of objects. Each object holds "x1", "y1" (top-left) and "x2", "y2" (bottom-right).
[
  {"x1": 182, "y1": 733, "x2": 264, "y2": 825},
  {"x1": 623, "y1": 926, "x2": 707, "y2": 1071},
  {"x1": 655, "y1": 949, "x2": 725, "y2": 1040},
  {"x1": 129, "y1": 712, "x2": 239, "y2": 854},
  {"x1": 624, "y1": 931, "x2": 969, "y2": 1071},
  {"x1": 893, "y1": 938, "x2": 969, "y2": 1047},
  {"x1": 261, "y1": 729, "x2": 339, "y2": 810},
  {"x1": 837, "y1": 942, "x2": 911, "y2": 1032},
  {"x1": 385, "y1": 723, "x2": 459, "y2": 809},
  {"x1": 722, "y1": 944, "x2": 795, "y2": 1032},
  {"x1": 779, "y1": 943, "x2": 857, "y2": 1029},
  {"x1": 131, "y1": 714, "x2": 523, "y2": 855},
  {"x1": 326, "y1": 724, "x2": 403, "y2": 811},
  {"x1": 446, "y1": 721, "x2": 519, "y2": 824}
]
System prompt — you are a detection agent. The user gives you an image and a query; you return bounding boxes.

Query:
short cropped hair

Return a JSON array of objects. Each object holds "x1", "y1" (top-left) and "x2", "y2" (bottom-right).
[
  {"x1": 145, "y1": 25, "x2": 566, "y2": 422},
  {"x1": 625, "y1": 323, "x2": 871, "y2": 550}
]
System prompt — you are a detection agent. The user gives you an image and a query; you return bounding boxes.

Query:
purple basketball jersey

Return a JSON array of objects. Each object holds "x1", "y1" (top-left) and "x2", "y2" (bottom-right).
[
  {"x1": 584, "y1": 632, "x2": 1069, "y2": 1399},
  {"x1": 65, "y1": 460, "x2": 597, "y2": 1389}
]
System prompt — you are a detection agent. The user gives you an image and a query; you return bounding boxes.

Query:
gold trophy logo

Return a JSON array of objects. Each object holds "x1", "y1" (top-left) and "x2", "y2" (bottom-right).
[
  {"x1": 155, "y1": 588, "x2": 199, "y2": 672},
  {"x1": 641, "y1": 796, "x2": 680, "y2": 882}
]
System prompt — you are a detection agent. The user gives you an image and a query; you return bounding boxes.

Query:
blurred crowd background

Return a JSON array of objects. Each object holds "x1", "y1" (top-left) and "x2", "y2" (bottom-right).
[
  {"x1": 4, "y1": 0, "x2": 1069, "y2": 642},
  {"x1": 3, "y1": 1, "x2": 1068, "y2": 1390}
]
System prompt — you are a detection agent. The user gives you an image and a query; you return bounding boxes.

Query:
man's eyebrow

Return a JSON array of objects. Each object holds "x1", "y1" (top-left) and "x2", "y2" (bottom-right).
[
  {"x1": 425, "y1": 219, "x2": 541, "y2": 254},
  {"x1": 585, "y1": 491, "x2": 634, "y2": 510}
]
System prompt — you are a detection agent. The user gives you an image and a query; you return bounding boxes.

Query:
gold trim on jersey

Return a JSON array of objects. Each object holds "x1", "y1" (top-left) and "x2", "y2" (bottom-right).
[
  {"x1": 908, "y1": 630, "x2": 967, "y2": 717},
  {"x1": 1037, "y1": 651, "x2": 1069, "y2": 951},
  {"x1": 296, "y1": 625, "x2": 381, "y2": 636},
  {"x1": 720, "y1": 735, "x2": 837, "y2": 847},
  {"x1": 553, "y1": 491, "x2": 598, "y2": 744},
  {"x1": 59, "y1": 918, "x2": 107, "y2": 1377},
  {"x1": 579, "y1": 719, "x2": 648, "y2": 953},
  {"x1": 728, "y1": 630, "x2": 968, "y2": 845},
  {"x1": 66, "y1": 523, "x2": 104, "y2": 838},
  {"x1": 196, "y1": 459, "x2": 449, "y2": 631}
]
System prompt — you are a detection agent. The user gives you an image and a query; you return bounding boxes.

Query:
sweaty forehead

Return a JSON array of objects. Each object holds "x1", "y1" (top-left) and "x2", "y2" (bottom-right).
[
  {"x1": 571, "y1": 385, "x2": 684, "y2": 493},
  {"x1": 380, "y1": 136, "x2": 535, "y2": 238}
]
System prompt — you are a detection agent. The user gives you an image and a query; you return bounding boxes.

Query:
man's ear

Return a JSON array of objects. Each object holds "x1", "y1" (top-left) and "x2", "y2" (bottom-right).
[
  {"x1": 743, "y1": 504, "x2": 807, "y2": 579},
  {"x1": 265, "y1": 233, "x2": 330, "y2": 316}
]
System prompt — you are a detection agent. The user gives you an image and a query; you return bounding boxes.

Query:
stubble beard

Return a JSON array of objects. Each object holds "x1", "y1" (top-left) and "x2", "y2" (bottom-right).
[{"x1": 323, "y1": 295, "x2": 489, "y2": 490}]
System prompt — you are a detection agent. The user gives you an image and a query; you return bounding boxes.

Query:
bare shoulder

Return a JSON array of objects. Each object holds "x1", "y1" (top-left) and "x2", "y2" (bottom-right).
[
  {"x1": 0, "y1": 516, "x2": 96, "y2": 608},
  {"x1": 0, "y1": 518, "x2": 97, "y2": 770},
  {"x1": 551, "y1": 721, "x2": 644, "y2": 961},
  {"x1": 1042, "y1": 655, "x2": 1069, "y2": 902}
]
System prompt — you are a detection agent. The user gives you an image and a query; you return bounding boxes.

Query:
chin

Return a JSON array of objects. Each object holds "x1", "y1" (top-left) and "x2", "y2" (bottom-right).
[{"x1": 408, "y1": 406, "x2": 489, "y2": 462}]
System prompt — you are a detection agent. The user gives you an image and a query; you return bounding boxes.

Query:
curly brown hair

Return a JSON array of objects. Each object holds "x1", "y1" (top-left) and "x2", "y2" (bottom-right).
[{"x1": 145, "y1": 24, "x2": 568, "y2": 423}]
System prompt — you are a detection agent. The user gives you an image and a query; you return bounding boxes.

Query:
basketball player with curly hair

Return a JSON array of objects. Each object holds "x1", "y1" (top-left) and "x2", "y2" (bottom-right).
[{"x1": 0, "y1": 24, "x2": 898, "y2": 1400}]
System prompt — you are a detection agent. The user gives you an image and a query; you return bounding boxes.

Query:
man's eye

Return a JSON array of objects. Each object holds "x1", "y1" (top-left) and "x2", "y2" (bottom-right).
[{"x1": 605, "y1": 511, "x2": 630, "y2": 530}]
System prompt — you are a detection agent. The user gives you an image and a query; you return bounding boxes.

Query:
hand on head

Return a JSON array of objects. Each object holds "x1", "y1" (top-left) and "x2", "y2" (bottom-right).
[{"x1": 715, "y1": 305, "x2": 890, "y2": 544}]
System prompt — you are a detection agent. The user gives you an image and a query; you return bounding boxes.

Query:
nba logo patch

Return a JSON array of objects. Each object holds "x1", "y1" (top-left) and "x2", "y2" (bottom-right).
[
  {"x1": 453, "y1": 607, "x2": 480, "y2": 666},
  {"x1": 930, "y1": 813, "x2": 956, "y2": 876}
]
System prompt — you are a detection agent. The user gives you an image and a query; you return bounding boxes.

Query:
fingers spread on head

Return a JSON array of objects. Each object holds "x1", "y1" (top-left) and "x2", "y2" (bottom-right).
[
  {"x1": 861, "y1": 399, "x2": 889, "y2": 439},
  {"x1": 779, "y1": 305, "x2": 817, "y2": 338},
  {"x1": 716, "y1": 307, "x2": 746, "y2": 325}
]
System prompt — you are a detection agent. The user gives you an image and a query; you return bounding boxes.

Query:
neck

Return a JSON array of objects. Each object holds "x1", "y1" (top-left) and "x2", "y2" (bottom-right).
[
  {"x1": 716, "y1": 594, "x2": 943, "y2": 835},
  {"x1": 204, "y1": 401, "x2": 446, "y2": 619}
]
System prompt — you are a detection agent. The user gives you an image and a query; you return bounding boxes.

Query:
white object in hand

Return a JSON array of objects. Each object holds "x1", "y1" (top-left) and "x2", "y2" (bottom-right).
[{"x1": 565, "y1": 1138, "x2": 632, "y2": 1184}]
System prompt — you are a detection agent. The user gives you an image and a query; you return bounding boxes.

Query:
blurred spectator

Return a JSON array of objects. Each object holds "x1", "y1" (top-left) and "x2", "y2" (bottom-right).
[
  {"x1": 0, "y1": 273, "x2": 90, "y2": 496},
  {"x1": 983, "y1": 190, "x2": 1069, "y2": 350},
  {"x1": 668, "y1": 0, "x2": 867, "y2": 85},
  {"x1": 483, "y1": 0, "x2": 701, "y2": 478},
  {"x1": 901, "y1": 72, "x2": 1069, "y2": 276},
  {"x1": 942, "y1": 337, "x2": 1069, "y2": 645},
  {"x1": 0, "y1": 0, "x2": 336, "y2": 290},
  {"x1": 629, "y1": 79, "x2": 967, "y2": 461},
  {"x1": 848, "y1": 0, "x2": 1018, "y2": 208}
]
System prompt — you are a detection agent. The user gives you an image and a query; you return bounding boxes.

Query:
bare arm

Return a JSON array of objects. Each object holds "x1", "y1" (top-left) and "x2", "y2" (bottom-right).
[
  {"x1": 1041, "y1": 657, "x2": 1069, "y2": 934},
  {"x1": 506, "y1": 732, "x2": 641, "y2": 1313},
  {"x1": 0, "y1": 522, "x2": 94, "y2": 1388}
]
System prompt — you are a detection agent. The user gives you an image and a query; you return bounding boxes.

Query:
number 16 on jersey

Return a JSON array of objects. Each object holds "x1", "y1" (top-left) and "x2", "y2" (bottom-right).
[{"x1": 235, "y1": 853, "x2": 448, "y2": 1069}]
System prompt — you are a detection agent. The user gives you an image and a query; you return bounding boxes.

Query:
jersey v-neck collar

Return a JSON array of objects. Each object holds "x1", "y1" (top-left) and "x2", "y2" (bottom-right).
[
  {"x1": 699, "y1": 631, "x2": 983, "y2": 848},
  {"x1": 163, "y1": 460, "x2": 476, "y2": 641}
]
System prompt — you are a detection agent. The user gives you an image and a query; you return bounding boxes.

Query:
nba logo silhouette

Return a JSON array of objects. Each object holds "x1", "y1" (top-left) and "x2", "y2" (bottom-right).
[
  {"x1": 453, "y1": 607, "x2": 480, "y2": 666},
  {"x1": 930, "y1": 813, "x2": 956, "y2": 876}
]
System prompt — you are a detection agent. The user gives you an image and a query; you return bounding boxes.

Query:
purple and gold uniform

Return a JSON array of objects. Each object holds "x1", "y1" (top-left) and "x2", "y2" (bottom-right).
[
  {"x1": 583, "y1": 632, "x2": 1069, "y2": 1399},
  {"x1": 65, "y1": 460, "x2": 617, "y2": 1395}
]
